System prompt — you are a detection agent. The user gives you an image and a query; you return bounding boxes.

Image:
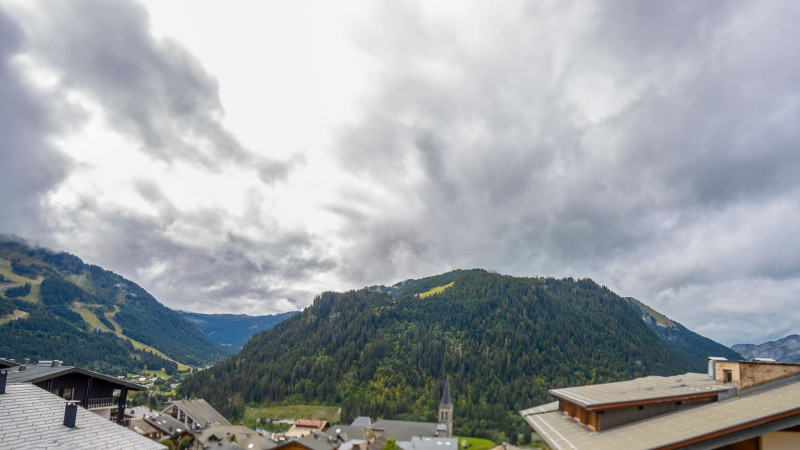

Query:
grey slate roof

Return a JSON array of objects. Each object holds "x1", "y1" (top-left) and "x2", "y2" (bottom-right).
[
  {"x1": 0, "y1": 358, "x2": 19, "y2": 368},
  {"x1": 350, "y1": 416, "x2": 373, "y2": 427},
  {"x1": 0, "y1": 383, "x2": 164, "y2": 449},
  {"x1": 163, "y1": 399, "x2": 230, "y2": 427},
  {"x1": 6, "y1": 362, "x2": 144, "y2": 390},
  {"x1": 295, "y1": 431, "x2": 339, "y2": 450},
  {"x1": 371, "y1": 420, "x2": 439, "y2": 441},
  {"x1": 144, "y1": 412, "x2": 192, "y2": 437},
  {"x1": 328, "y1": 424, "x2": 367, "y2": 442},
  {"x1": 399, "y1": 436, "x2": 458, "y2": 450},
  {"x1": 195, "y1": 424, "x2": 276, "y2": 449}
]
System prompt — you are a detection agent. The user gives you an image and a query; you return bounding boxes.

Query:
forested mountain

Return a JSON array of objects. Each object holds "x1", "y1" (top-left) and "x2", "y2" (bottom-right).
[
  {"x1": 625, "y1": 298, "x2": 741, "y2": 369},
  {"x1": 733, "y1": 335, "x2": 800, "y2": 363},
  {"x1": 179, "y1": 310, "x2": 299, "y2": 349},
  {"x1": 0, "y1": 237, "x2": 229, "y2": 374},
  {"x1": 181, "y1": 270, "x2": 698, "y2": 442}
]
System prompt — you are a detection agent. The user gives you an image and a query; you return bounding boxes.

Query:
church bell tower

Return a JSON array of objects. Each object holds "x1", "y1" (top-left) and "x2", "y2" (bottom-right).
[{"x1": 438, "y1": 376, "x2": 453, "y2": 437}]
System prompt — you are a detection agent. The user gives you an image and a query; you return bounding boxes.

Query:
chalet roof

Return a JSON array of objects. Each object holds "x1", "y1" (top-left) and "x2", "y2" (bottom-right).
[
  {"x1": 371, "y1": 420, "x2": 439, "y2": 441},
  {"x1": 5, "y1": 362, "x2": 144, "y2": 391},
  {"x1": 521, "y1": 375, "x2": 800, "y2": 449},
  {"x1": 296, "y1": 419, "x2": 327, "y2": 428},
  {"x1": 0, "y1": 383, "x2": 163, "y2": 449},
  {"x1": 144, "y1": 412, "x2": 192, "y2": 437},
  {"x1": 329, "y1": 424, "x2": 367, "y2": 442},
  {"x1": 439, "y1": 377, "x2": 452, "y2": 409},
  {"x1": 129, "y1": 417, "x2": 161, "y2": 438},
  {"x1": 195, "y1": 424, "x2": 276, "y2": 450},
  {"x1": 125, "y1": 405, "x2": 158, "y2": 418},
  {"x1": 163, "y1": 399, "x2": 230, "y2": 427},
  {"x1": 350, "y1": 416, "x2": 373, "y2": 427},
  {"x1": 549, "y1": 372, "x2": 734, "y2": 409},
  {"x1": 0, "y1": 358, "x2": 19, "y2": 368},
  {"x1": 400, "y1": 436, "x2": 458, "y2": 450},
  {"x1": 295, "y1": 431, "x2": 338, "y2": 450}
]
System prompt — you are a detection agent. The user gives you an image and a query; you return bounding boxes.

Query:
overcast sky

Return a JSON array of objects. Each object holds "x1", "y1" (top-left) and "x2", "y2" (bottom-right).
[{"x1": 1, "y1": 0, "x2": 799, "y2": 346}]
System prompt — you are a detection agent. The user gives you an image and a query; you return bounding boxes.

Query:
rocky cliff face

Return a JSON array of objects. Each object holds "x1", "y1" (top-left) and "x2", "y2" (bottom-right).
[
  {"x1": 732, "y1": 335, "x2": 800, "y2": 363},
  {"x1": 625, "y1": 298, "x2": 741, "y2": 370}
]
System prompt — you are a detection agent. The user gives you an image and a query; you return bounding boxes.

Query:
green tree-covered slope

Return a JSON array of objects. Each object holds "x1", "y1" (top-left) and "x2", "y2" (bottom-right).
[
  {"x1": 180, "y1": 271, "x2": 695, "y2": 441},
  {"x1": 0, "y1": 237, "x2": 229, "y2": 373},
  {"x1": 625, "y1": 297, "x2": 741, "y2": 370}
]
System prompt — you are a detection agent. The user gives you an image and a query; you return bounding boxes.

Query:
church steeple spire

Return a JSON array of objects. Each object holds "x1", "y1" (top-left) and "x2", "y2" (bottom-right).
[
  {"x1": 439, "y1": 376, "x2": 453, "y2": 437},
  {"x1": 440, "y1": 376, "x2": 453, "y2": 409}
]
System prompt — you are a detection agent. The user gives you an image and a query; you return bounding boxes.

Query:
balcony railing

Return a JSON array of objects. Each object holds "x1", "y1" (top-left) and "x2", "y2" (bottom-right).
[{"x1": 87, "y1": 397, "x2": 117, "y2": 409}]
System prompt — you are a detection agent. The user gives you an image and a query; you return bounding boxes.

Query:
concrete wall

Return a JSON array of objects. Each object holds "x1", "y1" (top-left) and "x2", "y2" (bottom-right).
[
  {"x1": 714, "y1": 361, "x2": 800, "y2": 390},
  {"x1": 715, "y1": 362, "x2": 741, "y2": 384},
  {"x1": 739, "y1": 363, "x2": 800, "y2": 390}
]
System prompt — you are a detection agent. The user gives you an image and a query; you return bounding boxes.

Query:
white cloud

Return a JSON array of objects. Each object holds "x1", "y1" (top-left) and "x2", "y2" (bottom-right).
[{"x1": 2, "y1": 0, "x2": 800, "y2": 347}]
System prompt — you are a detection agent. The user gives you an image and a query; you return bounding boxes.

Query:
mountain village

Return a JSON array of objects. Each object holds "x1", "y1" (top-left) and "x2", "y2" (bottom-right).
[{"x1": 5, "y1": 353, "x2": 800, "y2": 449}]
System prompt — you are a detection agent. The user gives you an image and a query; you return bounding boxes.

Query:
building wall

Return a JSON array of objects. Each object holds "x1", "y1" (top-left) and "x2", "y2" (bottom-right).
[
  {"x1": 715, "y1": 362, "x2": 741, "y2": 384},
  {"x1": 598, "y1": 402, "x2": 681, "y2": 431},
  {"x1": 761, "y1": 431, "x2": 800, "y2": 450},
  {"x1": 93, "y1": 407, "x2": 111, "y2": 420},
  {"x1": 714, "y1": 362, "x2": 800, "y2": 390},
  {"x1": 739, "y1": 363, "x2": 800, "y2": 390}
]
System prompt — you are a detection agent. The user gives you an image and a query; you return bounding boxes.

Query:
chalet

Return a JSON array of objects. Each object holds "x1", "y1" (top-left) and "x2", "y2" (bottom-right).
[
  {"x1": 3, "y1": 357, "x2": 145, "y2": 423},
  {"x1": 273, "y1": 430, "x2": 339, "y2": 450},
  {"x1": 520, "y1": 357, "x2": 800, "y2": 449},
  {"x1": 194, "y1": 424, "x2": 276, "y2": 449},
  {"x1": 130, "y1": 416, "x2": 164, "y2": 441},
  {"x1": 0, "y1": 374, "x2": 163, "y2": 449},
  {"x1": 162, "y1": 398, "x2": 230, "y2": 431},
  {"x1": 286, "y1": 419, "x2": 329, "y2": 438},
  {"x1": 145, "y1": 412, "x2": 195, "y2": 448}
]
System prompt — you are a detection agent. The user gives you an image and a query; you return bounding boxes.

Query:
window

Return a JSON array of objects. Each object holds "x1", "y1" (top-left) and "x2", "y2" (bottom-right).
[{"x1": 723, "y1": 370, "x2": 732, "y2": 383}]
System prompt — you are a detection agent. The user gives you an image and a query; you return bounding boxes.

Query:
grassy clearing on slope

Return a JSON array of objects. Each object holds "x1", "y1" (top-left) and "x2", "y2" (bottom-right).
[
  {"x1": 0, "y1": 258, "x2": 41, "y2": 303},
  {"x1": 417, "y1": 282, "x2": 454, "y2": 299},
  {"x1": 455, "y1": 436, "x2": 495, "y2": 450},
  {"x1": 105, "y1": 306, "x2": 190, "y2": 371},
  {"x1": 244, "y1": 405, "x2": 341, "y2": 424},
  {"x1": 0, "y1": 310, "x2": 28, "y2": 325},
  {"x1": 73, "y1": 308, "x2": 112, "y2": 332}
]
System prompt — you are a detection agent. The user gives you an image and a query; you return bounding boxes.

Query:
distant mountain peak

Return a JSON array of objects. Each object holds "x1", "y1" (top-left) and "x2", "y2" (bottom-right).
[{"x1": 733, "y1": 335, "x2": 800, "y2": 363}]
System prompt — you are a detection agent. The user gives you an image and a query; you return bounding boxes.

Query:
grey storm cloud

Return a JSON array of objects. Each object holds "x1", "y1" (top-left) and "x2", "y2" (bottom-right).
[
  {"x1": 16, "y1": 0, "x2": 288, "y2": 177},
  {"x1": 331, "y1": 1, "x2": 800, "y2": 344},
  {"x1": 57, "y1": 197, "x2": 329, "y2": 314},
  {"x1": 0, "y1": 5, "x2": 76, "y2": 235},
  {"x1": 3, "y1": 0, "x2": 800, "y2": 346},
  {"x1": 0, "y1": 0, "x2": 319, "y2": 313}
]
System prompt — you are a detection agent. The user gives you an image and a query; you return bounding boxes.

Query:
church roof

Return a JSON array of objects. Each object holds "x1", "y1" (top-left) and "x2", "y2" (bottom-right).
[{"x1": 439, "y1": 377, "x2": 452, "y2": 409}]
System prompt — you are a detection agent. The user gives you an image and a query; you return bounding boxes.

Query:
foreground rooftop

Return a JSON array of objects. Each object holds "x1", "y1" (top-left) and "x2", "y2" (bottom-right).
[
  {"x1": 521, "y1": 358, "x2": 800, "y2": 449},
  {"x1": 0, "y1": 383, "x2": 162, "y2": 449}
]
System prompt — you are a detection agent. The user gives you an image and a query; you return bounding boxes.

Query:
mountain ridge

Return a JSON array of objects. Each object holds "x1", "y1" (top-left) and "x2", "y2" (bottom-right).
[
  {"x1": 181, "y1": 270, "x2": 705, "y2": 441},
  {"x1": 732, "y1": 335, "x2": 800, "y2": 363},
  {"x1": 625, "y1": 297, "x2": 741, "y2": 369},
  {"x1": 0, "y1": 237, "x2": 230, "y2": 373}
]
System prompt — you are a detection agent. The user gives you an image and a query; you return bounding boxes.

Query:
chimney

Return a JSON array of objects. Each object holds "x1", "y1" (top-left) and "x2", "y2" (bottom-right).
[
  {"x1": 22, "y1": 358, "x2": 30, "y2": 365},
  {"x1": 51, "y1": 360, "x2": 61, "y2": 368},
  {"x1": 64, "y1": 402, "x2": 78, "y2": 428},
  {"x1": 17, "y1": 364, "x2": 26, "y2": 371},
  {"x1": 0, "y1": 370, "x2": 7, "y2": 395}
]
